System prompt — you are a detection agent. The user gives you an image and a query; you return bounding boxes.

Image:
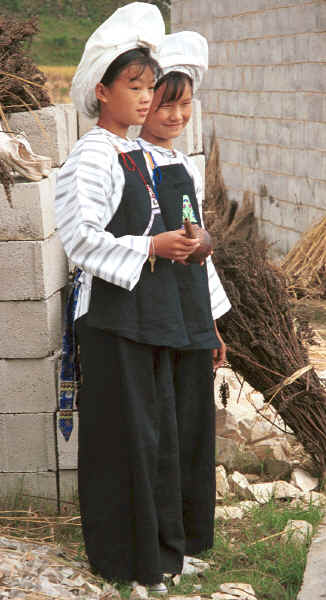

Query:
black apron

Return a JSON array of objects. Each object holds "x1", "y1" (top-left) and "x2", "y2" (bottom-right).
[{"x1": 87, "y1": 150, "x2": 218, "y2": 350}]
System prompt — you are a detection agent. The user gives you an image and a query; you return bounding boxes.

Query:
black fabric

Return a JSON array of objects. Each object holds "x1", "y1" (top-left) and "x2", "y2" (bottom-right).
[
  {"x1": 87, "y1": 150, "x2": 218, "y2": 350},
  {"x1": 88, "y1": 150, "x2": 189, "y2": 348},
  {"x1": 155, "y1": 162, "x2": 218, "y2": 350},
  {"x1": 76, "y1": 316, "x2": 216, "y2": 585}
]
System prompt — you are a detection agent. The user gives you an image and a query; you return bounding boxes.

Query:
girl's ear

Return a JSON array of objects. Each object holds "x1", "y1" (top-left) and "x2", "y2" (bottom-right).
[{"x1": 95, "y1": 82, "x2": 110, "y2": 103}]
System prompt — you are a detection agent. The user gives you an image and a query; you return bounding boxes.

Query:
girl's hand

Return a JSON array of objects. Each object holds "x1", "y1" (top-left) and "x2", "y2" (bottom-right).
[
  {"x1": 153, "y1": 230, "x2": 200, "y2": 263},
  {"x1": 212, "y1": 322, "x2": 226, "y2": 373}
]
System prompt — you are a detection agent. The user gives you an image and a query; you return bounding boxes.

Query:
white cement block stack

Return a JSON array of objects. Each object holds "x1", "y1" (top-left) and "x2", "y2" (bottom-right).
[
  {"x1": 0, "y1": 105, "x2": 75, "y2": 501},
  {"x1": 0, "y1": 172, "x2": 57, "y2": 241},
  {"x1": 8, "y1": 105, "x2": 77, "y2": 168}
]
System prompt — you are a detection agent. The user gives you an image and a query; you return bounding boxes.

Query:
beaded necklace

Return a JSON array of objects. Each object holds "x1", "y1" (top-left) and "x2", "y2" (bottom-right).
[
  {"x1": 119, "y1": 149, "x2": 161, "y2": 236},
  {"x1": 136, "y1": 139, "x2": 163, "y2": 199}
]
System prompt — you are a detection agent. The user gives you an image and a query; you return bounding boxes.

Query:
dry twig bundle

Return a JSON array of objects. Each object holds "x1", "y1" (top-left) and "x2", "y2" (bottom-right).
[
  {"x1": 0, "y1": 15, "x2": 51, "y2": 204},
  {"x1": 214, "y1": 236, "x2": 326, "y2": 477},
  {"x1": 204, "y1": 136, "x2": 257, "y2": 242},
  {"x1": 0, "y1": 15, "x2": 51, "y2": 114},
  {"x1": 282, "y1": 216, "x2": 326, "y2": 299},
  {"x1": 204, "y1": 137, "x2": 326, "y2": 476}
]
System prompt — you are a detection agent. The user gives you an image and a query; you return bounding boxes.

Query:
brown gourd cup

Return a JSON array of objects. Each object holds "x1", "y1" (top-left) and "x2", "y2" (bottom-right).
[{"x1": 183, "y1": 218, "x2": 212, "y2": 264}]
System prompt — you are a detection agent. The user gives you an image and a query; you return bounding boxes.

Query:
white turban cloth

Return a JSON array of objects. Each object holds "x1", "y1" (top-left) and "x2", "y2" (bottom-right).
[
  {"x1": 158, "y1": 31, "x2": 208, "y2": 93},
  {"x1": 71, "y1": 2, "x2": 165, "y2": 118}
]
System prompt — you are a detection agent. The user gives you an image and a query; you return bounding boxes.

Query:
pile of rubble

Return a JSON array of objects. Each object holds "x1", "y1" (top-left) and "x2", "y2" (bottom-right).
[
  {"x1": 0, "y1": 535, "x2": 118, "y2": 600},
  {"x1": 214, "y1": 367, "x2": 324, "y2": 483}
]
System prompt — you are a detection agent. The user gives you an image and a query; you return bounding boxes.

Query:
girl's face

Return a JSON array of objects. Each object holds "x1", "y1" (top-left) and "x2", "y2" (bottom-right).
[
  {"x1": 96, "y1": 64, "x2": 155, "y2": 138},
  {"x1": 140, "y1": 79, "x2": 193, "y2": 149}
]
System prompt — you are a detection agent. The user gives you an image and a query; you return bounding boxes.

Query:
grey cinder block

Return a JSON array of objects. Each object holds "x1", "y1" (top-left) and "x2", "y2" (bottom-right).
[
  {"x1": 0, "y1": 233, "x2": 68, "y2": 301},
  {"x1": 0, "y1": 413, "x2": 56, "y2": 472},
  {"x1": 189, "y1": 154, "x2": 205, "y2": 193},
  {"x1": 0, "y1": 171, "x2": 57, "y2": 241},
  {"x1": 59, "y1": 469, "x2": 78, "y2": 502},
  {"x1": 174, "y1": 112, "x2": 195, "y2": 155},
  {"x1": 0, "y1": 472, "x2": 57, "y2": 501},
  {"x1": 8, "y1": 106, "x2": 73, "y2": 168},
  {"x1": 77, "y1": 112, "x2": 97, "y2": 138},
  {"x1": 192, "y1": 99, "x2": 203, "y2": 153},
  {"x1": 0, "y1": 292, "x2": 62, "y2": 358},
  {"x1": 58, "y1": 103, "x2": 78, "y2": 154},
  {"x1": 57, "y1": 411, "x2": 78, "y2": 470},
  {"x1": 0, "y1": 354, "x2": 59, "y2": 413}
]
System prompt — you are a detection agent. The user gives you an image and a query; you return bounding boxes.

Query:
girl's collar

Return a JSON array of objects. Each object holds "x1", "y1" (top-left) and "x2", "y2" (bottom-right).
[
  {"x1": 137, "y1": 137, "x2": 177, "y2": 158},
  {"x1": 94, "y1": 125, "x2": 132, "y2": 143}
]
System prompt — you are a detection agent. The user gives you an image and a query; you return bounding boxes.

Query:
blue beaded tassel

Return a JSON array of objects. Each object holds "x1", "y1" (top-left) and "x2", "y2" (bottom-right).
[{"x1": 58, "y1": 268, "x2": 82, "y2": 441}]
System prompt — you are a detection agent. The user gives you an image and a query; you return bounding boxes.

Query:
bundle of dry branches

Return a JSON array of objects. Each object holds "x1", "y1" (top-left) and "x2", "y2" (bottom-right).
[
  {"x1": 204, "y1": 137, "x2": 326, "y2": 476},
  {"x1": 282, "y1": 216, "x2": 326, "y2": 299},
  {"x1": 214, "y1": 238, "x2": 326, "y2": 476},
  {"x1": 204, "y1": 136, "x2": 257, "y2": 242},
  {"x1": 0, "y1": 16, "x2": 51, "y2": 204},
  {"x1": 0, "y1": 15, "x2": 51, "y2": 114}
]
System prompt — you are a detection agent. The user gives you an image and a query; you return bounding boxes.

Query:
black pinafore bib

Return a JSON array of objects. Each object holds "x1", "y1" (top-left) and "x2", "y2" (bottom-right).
[
  {"x1": 154, "y1": 161, "x2": 218, "y2": 349},
  {"x1": 87, "y1": 149, "x2": 218, "y2": 349}
]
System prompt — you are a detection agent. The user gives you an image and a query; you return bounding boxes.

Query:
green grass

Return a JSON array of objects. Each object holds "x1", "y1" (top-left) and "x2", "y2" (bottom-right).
[
  {"x1": 1, "y1": 493, "x2": 323, "y2": 600},
  {"x1": 29, "y1": 15, "x2": 99, "y2": 66},
  {"x1": 3, "y1": 1, "x2": 171, "y2": 66},
  {"x1": 167, "y1": 500, "x2": 323, "y2": 600}
]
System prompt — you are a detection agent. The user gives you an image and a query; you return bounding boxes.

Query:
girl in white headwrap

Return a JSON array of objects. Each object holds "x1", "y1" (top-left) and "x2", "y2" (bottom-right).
[
  {"x1": 56, "y1": 5, "x2": 222, "y2": 590},
  {"x1": 137, "y1": 29, "x2": 231, "y2": 566}
]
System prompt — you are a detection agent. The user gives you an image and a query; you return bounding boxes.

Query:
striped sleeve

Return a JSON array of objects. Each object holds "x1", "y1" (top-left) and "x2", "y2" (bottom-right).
[
  {"x1": 55, "y1": 131, "x2": 150, "y2": 292},
  {"x1": 185, "y1": 154, "x2": 231, "y2": 319}
]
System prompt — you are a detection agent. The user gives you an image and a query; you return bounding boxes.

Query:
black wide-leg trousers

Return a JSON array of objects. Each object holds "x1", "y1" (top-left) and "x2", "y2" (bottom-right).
[{"x1": 76, "y1": 316, "x2": 216, "y2": 585}]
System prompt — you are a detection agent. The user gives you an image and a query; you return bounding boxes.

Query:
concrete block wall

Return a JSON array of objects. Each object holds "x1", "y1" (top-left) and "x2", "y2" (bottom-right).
[
  {"x1": 171, "y1": 0, "x2": 326, "y2": 255},
  {"x1": 0, "y1": 106, "x2": 75, "y2": 504}
]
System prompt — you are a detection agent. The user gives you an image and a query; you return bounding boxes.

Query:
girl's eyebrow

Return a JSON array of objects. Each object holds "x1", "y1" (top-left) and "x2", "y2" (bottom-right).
[{"x1": 129, "y1": 75, "x2": 155, "y2": 83}]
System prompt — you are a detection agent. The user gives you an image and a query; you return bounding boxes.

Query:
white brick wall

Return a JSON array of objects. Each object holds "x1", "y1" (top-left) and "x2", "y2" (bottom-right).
[
  {"x1": 172, "y1": 0, "x2": 326, "y2": 254},
  {"x1": 0, "y1": 105, "x2": 76, "y2": 504}
]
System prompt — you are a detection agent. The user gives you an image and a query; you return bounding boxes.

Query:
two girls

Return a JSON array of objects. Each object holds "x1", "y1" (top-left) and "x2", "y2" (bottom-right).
[{"x1": 56, "y1": 4, "x2": 230, "y2": 589}]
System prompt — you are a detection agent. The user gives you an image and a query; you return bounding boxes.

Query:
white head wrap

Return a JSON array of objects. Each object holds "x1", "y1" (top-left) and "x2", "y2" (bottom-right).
[
  {"x1": 158, "y1": 31, "x2": 208, "y2": 92},
  {"x1": 71, "y1": 2, "x2": 165, "y2": 118}
]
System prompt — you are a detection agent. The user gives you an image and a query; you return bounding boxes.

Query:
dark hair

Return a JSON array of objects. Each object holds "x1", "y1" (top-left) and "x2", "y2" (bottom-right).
[
  {"x1": 155, "y1": 71, "x2": 193, "y2": 109},
  {"x1": 101, "y1": 47, "x2": 161, "y2": 87}
]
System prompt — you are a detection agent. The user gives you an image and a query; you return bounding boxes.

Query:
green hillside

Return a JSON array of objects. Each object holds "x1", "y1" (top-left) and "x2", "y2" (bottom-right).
[{"x1": 1, "y1": 0, "x2": 170, "y2": 66}]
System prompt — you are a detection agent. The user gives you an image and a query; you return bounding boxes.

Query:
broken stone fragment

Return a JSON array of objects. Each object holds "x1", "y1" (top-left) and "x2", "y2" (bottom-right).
[
  {"x1": 282, "y1": 520, "x2": 313, "y2": 545},
  {"x1": 100, "y1": 581, "x2": 121, "y2": 600},
  {"x1": 182, "y1": 555, "x2": 210, "y2": 575},
  {"x1": 253, "y1": 438, "x2": 290, "y2": 462},
  {"x1": 130, "y1": 584, "x2": 149, "y2": 600},
  {"x1": 291, "y1": 490, "x2": 326, "y2": 507},
  {"x1": 169, "y1": 596, "x2": 201, "y2": 600},
  {"x1": 216, "y1": 465, "x2": 230, "y2": 496},
  {"x1": 239, "y1": 500, "x2": 259, "y2": 513},
  {"x1": 211, "y1": 581, "x2": 257, "y2": 599},
  {"x1": 215, "y1": 501, "x2": 258, "y2": 521},
  {"x1": 215, "y1": 436, "x2": 240, "y2": 471},
  {"x1": 290, "y1": 467, "x2": 319, "y2": 492},
  {"x1": 228, "y1": 471, "x2": 253, "y2": 500},
  {"x1": 215, "y1": 409, "x2": 246, "y2": 443},
  {"x1": 249, "y1": 480, "x2": 300, "y2": 503},
  {"x1": 215, "y1": 505, "x2": 244, "y2": 520}
]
